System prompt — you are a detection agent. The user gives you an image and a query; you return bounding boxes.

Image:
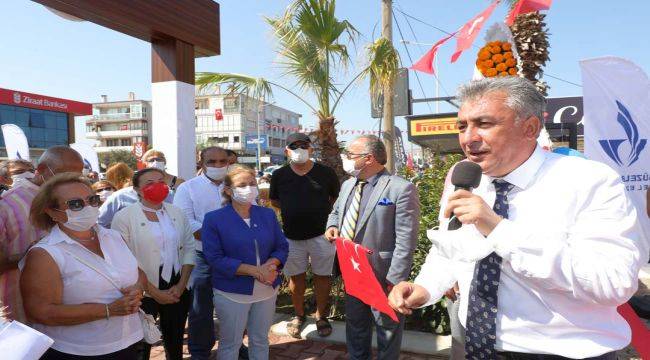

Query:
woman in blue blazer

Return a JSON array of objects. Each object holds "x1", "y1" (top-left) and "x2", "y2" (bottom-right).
[{"x1": 202, "y1": 165, "x2": 288, "y2": 360}]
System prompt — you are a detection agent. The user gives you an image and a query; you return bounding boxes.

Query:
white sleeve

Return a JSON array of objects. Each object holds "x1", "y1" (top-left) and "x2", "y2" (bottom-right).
[
  {"x1": 414, "y1": 241, "x2": 459, "y2": 307},
  {"x1": 172, "y1": 183, "x2": 203, "y2": 234},
  {"x1": 490, "y1": 172, "x2": 646, "y2": 306}
]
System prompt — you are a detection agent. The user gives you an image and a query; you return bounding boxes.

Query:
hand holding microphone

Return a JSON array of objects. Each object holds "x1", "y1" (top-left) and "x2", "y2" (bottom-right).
[{"x1": 445, "y1": 162, "x2": 502, "y2": 237}]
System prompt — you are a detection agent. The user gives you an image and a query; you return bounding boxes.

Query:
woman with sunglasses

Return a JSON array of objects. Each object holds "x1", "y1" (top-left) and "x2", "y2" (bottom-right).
[
  {"x1": 142, "y1": 149, "x2": 185, "y2": 200},
  {"x1": 91, "y1": 180, "x2": 116, "y2": 205},
  {"x1": 111, "y1": 168, "x2": 195, "y2": 360},
  {"x1": 202, "y1": 165, "x2": 288, "y2": 360},
  {"x1": 20, "y1": 173, "x2": 146, "y2": 359}
]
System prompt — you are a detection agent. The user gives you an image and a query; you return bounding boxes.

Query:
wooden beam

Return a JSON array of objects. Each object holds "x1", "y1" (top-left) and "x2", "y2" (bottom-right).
[
  {"x1": 32, "y1": 0, "x2": 220, "y2": 57},
  {"x1": 152, "y1": 38, "x2": 195, "y2": 84}
]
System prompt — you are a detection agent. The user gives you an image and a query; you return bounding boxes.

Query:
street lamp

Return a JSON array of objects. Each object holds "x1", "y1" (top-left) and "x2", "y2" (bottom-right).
[{"x1": 256, "y1": 99, "x2": 275, "y2": 173}]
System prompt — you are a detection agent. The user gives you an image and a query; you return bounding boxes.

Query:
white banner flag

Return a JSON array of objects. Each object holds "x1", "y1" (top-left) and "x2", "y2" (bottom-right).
[
  {"x1": 580, "y1": 56, "x2": 650, "y2": 249},
  {"x1": 1, "y1": 124, "x2": 30, "y2": 160},
  {"x1": 70, "y1": 142, "x2": 99, "y2": 173}
]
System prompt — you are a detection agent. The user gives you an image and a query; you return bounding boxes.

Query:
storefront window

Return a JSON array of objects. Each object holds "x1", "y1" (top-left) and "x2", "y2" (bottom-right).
[{"x1": 0, "y1": 105, "x2": 68, "y2": 148}]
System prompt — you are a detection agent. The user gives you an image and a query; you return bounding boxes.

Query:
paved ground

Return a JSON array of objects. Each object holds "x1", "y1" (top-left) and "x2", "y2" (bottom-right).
[{"x1": 149, "y1": 327, "x2": 438, "y2": 359}]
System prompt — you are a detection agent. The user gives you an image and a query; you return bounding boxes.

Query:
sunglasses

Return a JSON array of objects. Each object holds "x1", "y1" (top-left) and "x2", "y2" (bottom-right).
[
  {"x1": 96, "y1": 188, "x2": 114, "y2": 193},
  {"x1": 60, "y1": 195, "x2": 101, "y2": 211},
  {"x1": 147, "y1": 157, "x2": 165, "y2": 163},
  {"x1": 288, "y1": 143, "x2": 310, "y2": 150}
]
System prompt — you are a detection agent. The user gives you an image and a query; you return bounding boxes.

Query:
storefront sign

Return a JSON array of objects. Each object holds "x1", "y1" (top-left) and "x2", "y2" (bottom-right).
[
  {"x1": 0, "y1": 88, "x2": 92, "y2": 115},
  {"x1": 410, "y1": 116, "x2": 459, "y2": 136}
]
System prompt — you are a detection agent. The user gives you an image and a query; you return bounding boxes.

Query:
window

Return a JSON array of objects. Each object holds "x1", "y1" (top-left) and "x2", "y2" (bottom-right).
[
  {"x1": 233, "y1": 136, "x2": 240, "y2": 143},
  {"x1": 223, "y1": 96, "x2": 240, "y2": 113},
  {"x1": 30, "y1": 112, "x2": 45, "y2": 128},
  {"x1": 120, "y1": 139, "x2": 132, "y2": 146},
  {"x1": 209, "y1": 136, "x2": 229, "y2": 143},
  {"x1": 106, "y1": 139, "x2": 119, "y2": 147}
]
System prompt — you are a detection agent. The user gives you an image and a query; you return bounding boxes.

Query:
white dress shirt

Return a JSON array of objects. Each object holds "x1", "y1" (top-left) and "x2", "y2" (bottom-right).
[
  {"x1": 173, "y1": 174, "x2": 224, "y2": 252},
  {"x1": 25, "y1": 225, "x2": 143, "y2": 356},
  {"x1": 415, "y1": 146, "x2": 647, "y2": 358}
]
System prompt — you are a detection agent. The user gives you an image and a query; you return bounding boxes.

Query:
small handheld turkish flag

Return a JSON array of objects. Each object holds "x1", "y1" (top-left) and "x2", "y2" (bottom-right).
[
  {"x1": 335, "y1": 238, "x2": 398, "y2": 322},
  {"x1": 451, "y1": 0, "x2": 499, "y2": 63}
]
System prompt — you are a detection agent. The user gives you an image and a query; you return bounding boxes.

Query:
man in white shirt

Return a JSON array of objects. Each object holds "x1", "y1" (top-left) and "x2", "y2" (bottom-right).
[
  {"x1": 388, "y1": 76, "x2": 647, "y2": 359},
  {"x1": 173, "y1": 146, "x2": 229, "y2": 360}
]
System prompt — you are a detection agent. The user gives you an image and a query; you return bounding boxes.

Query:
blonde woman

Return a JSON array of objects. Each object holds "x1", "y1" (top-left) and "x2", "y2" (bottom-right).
[
  {"x1": 202, "y1": 165, "x2": 288, "y2": 360},
  {"x1": 105, "y1": 162, "x2": 133, "y2": 190},
  {"x1": 21, "y1": 173, "x2": 145, "y2": 359}
]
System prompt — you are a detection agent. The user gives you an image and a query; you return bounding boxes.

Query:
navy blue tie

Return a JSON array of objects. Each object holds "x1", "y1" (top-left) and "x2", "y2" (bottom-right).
[{"x1": 465, "y1": 179, "x2": 515, "y2": 360}]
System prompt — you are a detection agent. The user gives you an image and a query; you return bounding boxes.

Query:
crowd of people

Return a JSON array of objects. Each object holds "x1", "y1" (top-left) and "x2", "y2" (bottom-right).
[{"x1": 0, "y1": 76, "x2": 647, "y2": 360}]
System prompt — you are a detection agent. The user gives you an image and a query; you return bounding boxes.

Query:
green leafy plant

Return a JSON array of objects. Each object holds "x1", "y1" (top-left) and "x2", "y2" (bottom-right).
[{"x1": 99, "y1": 150, "x2": 137, "y2": 171}]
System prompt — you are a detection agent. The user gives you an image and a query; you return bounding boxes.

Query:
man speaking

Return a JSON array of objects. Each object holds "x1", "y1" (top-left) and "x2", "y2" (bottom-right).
[{"x1": 389, "y1": 77, "x2": 647, "y2": 359}]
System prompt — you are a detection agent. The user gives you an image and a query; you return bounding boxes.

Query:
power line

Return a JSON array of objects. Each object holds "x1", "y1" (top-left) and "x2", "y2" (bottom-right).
[
  {"x1": 393, "y1": 7, "x2": 583, "y2": 88},
  {"x1": 397, "y1": 4, "x2": 454, "y2": 98},
  {"x1": 391, "y1": 10, "x2": 433, "y2": 113}
]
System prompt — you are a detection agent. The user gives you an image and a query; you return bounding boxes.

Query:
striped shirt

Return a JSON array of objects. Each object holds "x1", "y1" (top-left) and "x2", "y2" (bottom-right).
[{"x1": 0, "y1": 180, "x2": 45, "y2": 322}]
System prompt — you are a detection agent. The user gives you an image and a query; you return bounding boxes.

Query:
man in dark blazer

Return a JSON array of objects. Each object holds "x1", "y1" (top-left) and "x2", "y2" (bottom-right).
[{"x1": 325, "y1": 135, "x2": 420, "y2": 360}]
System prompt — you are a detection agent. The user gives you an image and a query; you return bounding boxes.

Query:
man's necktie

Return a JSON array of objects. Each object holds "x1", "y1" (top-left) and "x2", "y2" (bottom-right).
[
  {"x1": 465, "y1": 179, "x2": 515, "y2": 360},
  {"x1": 340, "y1": 180, "x2": 367, "y2": 240}
]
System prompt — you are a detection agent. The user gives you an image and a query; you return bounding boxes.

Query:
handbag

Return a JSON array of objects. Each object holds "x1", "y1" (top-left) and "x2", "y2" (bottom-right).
[{"x1": 61, "y1": 248, "x2": 162, "y2": 344}]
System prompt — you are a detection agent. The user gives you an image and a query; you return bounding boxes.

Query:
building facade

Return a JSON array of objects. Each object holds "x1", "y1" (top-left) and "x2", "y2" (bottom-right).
[
  {"x1": 195, "y1": 88, "x2": 301, "y2": 167},
  {"x1": 0, "y1": 87, "x2": 91, "y2": 161},
  {"x1": 86, "y1": 92, "x2": 151, "y2": 153}
]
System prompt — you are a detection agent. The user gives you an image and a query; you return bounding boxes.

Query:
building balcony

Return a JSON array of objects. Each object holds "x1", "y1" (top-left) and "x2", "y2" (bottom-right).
[
  {"x1": 93, "y1": 146, "x2": 133, "y2": 153},
  {"x1": 87, "y1": 113, "x2": 147, "y2": 124},
  {"x1": 86, "y1": 129, "x2": 148, "y2": 139}
]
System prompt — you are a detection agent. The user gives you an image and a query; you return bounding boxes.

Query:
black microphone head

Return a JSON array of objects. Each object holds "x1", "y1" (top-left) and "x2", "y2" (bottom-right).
[{"x1": 451, "y1": 161, "x2": 482, "y2": 189}]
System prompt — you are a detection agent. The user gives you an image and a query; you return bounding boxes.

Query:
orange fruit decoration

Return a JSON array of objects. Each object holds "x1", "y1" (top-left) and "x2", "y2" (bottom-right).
[{"x1": 476, "y1": 40, "x2": 518, "y2": 78}]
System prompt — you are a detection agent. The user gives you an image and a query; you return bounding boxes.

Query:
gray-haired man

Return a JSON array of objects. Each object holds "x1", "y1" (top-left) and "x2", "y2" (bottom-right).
[{"x1": 325, "y1": 135, "x2": 420, "y2": 360}]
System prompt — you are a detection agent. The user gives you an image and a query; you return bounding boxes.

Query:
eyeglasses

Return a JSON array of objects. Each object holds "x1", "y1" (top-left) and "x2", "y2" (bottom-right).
[
  {"x1": 59, "y1": 195, "x2": 101, "y2": 211},
  {"x1": 288, "y1": 143, "x2": 310, "y2": 150},
  {"x1": 342, "y1": 151, "x2": 369, "y2": 160},
  {"x1": 146, "y1": 157, "x2": 165, "y2": 163}
]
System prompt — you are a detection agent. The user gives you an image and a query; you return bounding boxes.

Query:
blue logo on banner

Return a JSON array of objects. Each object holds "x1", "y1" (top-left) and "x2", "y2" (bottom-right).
[{"x1": 599, "y1": 101, "x2": 647, "y2": 167}]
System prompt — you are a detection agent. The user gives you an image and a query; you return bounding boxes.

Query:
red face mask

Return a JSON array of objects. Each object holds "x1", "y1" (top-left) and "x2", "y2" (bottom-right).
[{"x1": 141, "y1": 182, "x2": 169, "y2": 204}]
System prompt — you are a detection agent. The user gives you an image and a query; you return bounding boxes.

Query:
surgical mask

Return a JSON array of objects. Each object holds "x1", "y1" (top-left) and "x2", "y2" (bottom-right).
[
  {"x1": 62, "y1": 206, "x2": 99, "y2": 231},
  {"x1": 288, "y1": 148, "x2": 310, "y2": 164},
  {"x1": 342, "y1": 156, "x2": 364, "y2": 177},
  {"x1": 11, "y1": 171, "x2": 35, "y2": 187},
  {"x1": 149, "y1": 161, "x2": 166, "y2": 171},
  {"x1": 205, "y1": 166, "x2": 228, "y2": 181},
  {"x1": 232, "y1": 185, "x2": 258, "y2": 204},
  {"x1": 98, "y1": 189, "x2": 113, "y2": 202}
]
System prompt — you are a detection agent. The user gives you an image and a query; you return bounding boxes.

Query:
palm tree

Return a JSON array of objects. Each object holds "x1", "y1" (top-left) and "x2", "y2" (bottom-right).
[
  {"x1": 506, "y1": 1, "x2": 551, "y2": 95},
  {"x1": 196, "y1": 0, "x2": 399, "y2": 177}
]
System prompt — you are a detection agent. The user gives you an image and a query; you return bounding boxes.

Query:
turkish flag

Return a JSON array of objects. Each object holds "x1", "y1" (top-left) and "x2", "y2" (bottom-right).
[
  {"x1": 506, "y1": 0, "x2": 552, "y2": 26},
  {"x1": 451, "y1": 0, "x2": 499, "y2": 63},
  {"x1": 617, "y1": 303, "x2": 650, "y2": 358},
  {"x1": 335, "y1": 238, "x2": 398, "y2": 322},
  {"x1": 410, "y1": 32, "x2": 456, "y2": 75}
]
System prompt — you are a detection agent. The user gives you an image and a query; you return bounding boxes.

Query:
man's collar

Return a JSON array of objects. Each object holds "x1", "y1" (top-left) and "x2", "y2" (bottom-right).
[
  {"x1": 488, "y1": 145, "x2": 545, "y2": 190},
  {"x1": 362, "y1": 168, "x2": 388, "y2": 186},
  {"x1": 201, "y1": 173, "x2": 223, "y2": 187}
]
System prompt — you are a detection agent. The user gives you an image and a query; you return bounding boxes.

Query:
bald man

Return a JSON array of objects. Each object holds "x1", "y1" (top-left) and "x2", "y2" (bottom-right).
[{"x1": 0, "y1": 146, "x2": 83, "y2": 322}]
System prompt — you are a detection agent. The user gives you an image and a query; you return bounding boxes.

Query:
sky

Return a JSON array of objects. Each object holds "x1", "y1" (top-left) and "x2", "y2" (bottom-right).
[{"x1": 1, "y1": 0, "x2": 649, "y2": 149}]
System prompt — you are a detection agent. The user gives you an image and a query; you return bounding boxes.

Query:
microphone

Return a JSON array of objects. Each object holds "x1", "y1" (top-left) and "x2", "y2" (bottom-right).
[{"x1": 448, "y1": 161, "x2": 482, "y2": 230}]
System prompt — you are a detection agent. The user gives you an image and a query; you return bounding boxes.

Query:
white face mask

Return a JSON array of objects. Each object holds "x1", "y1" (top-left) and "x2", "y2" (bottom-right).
[
  {"x1": 205, "y1": 166, "x2": 228, "y2": 181},
  {"x1": 288, "y1": 148, "x2": 310, "y2": 164},
  {"x1": 149, "y1": 161, "x2": 166, "y2": 171},
  {"x1": 231, "y1": 185, "x2": 258, "y2": 204},
  {"x1": 11, "y1": 171, "x2": 35, "y2": 187},
  {"x1": 342, "y1": 156, "x2": 363, "y2": 177},
  {"x1": 62, "y1": 206, "x2": 100, "y2": 231},
  {"x1": 98, "y1": 190, "x2": 113, "y2": 202}
]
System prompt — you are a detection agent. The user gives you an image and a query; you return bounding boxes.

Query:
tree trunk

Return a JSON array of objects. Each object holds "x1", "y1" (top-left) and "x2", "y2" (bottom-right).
[{"x1": 314, "y1": 115, "x2": 345, "y2": 180}]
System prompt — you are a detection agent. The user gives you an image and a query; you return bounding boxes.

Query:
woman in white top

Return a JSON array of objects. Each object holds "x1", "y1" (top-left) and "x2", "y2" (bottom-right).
[
  {"x1": 21, "y1": 173, "x2": 145, "y2": 359},
  {"x1": 111, "y1": 168, "x2": 195, "y2": 360}
]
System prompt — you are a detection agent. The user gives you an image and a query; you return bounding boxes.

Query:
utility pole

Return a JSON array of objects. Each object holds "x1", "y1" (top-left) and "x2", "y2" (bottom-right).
[{"x1": 381, "y1": 0, "x2": 395, "y2": 173}]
